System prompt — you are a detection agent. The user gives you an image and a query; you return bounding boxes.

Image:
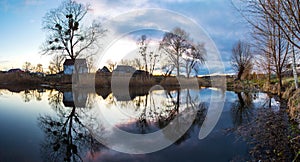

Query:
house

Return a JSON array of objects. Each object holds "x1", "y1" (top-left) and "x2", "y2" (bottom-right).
[
  {"x1": 63, "y1": 59, "x2": 88, "y2": 75},
  {"x1": 283, "y1": 63, "x2": 300, "y2": 77},
  {"x1": 97, "y1": 66, "x2": 111, "y2": 73},
  {"x1": 7, "y1": 68, "x2": 24, "y2": 73},
  {"x1": 113, "y1": 88, "x2": 136, "y2": 101},
  {"x1": 133, "y1": 70, "x2": 150, "y2": 77},
  {"x1": 113, "y1": 65, "x2": 136, "y2": 74},
  {"x1": 63, "y1": 91, "x2": 87, "y2": 108}
]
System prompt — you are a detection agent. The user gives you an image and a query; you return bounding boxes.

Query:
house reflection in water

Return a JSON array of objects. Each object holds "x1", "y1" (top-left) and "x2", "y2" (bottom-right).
[
  {"x1": 113, "y1": 87, "x2": 150, "y2": 101},
  {"x1": 113, "y1": 89, "x2": 136, "y2": 101},
  {"x1": 63, "y1": 90, "x2": 88, "y2": 108}
]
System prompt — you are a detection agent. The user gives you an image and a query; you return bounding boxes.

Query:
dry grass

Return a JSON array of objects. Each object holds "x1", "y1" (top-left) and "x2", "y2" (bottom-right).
[
  {"x1": 0, "y1": 72, "x2": 211, "y2": 89},
  {"x1": 0, "y1": 72, "x2": 43, "y2": 85},
  {"x1": 159, "y1": 76, "x2": 211, "y2": 88}
]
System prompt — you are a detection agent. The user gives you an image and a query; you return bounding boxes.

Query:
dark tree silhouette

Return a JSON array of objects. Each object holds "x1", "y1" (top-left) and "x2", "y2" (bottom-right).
[
  {"x1": 48, "y1": 55, "x2": 65, "y2": 74},
  {"x1": 231, "y1": 40, "x2": 253, "y2": 80},
  {"x1": 231, "y1": 92, "x2": 254, "y2": 127},
  {"x1": 160, "y1": 27, "x2": 205, "y2": 77},
  {"x1": 39, "y1": 91, "x2": 105, "y2": 162},
  {"x1": 137, "y1": 35, "x2": 159, "y2": 75},
  {"x1": 41, "y1": 0, "x2": 106, "y2": 60}
]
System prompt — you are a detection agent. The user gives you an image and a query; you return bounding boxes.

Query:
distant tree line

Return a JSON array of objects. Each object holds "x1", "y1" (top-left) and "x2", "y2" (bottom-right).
[{"x1": 112, "y1": 28, "x2": 206, "y2": 78}]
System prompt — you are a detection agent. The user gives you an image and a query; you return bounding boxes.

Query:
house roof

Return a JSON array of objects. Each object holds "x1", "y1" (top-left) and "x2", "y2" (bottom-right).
[
  {"x1": 99, "y1": 66, "x2": 111, "y2": 73},
  {"x1": 63, "y1": 59, "x2": 87, "y2": 66},
  {"x1": 114, "y1": 65, "x2": 136, "y2": 72}
]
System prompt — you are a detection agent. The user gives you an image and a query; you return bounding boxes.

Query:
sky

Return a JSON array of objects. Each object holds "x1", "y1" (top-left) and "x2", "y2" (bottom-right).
[{"x1": 0, "y1": 0, "x2": 250, "y2": 73}]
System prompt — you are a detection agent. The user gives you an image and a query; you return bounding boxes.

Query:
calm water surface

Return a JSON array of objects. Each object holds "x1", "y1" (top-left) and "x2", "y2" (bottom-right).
[{"x1": 0, "y1": 87, "x2": 286, "y2": 161}]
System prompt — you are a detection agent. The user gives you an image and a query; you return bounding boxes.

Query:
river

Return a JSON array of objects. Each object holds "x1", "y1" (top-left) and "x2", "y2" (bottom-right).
[{"x1": 0, "y1": 87, "x2": 295, "y2": 161}]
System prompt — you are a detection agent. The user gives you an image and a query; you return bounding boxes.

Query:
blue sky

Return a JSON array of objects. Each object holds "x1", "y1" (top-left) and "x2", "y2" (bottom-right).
[{"x1": 0, "y1": 0, "x2": 250, "y2": 73}]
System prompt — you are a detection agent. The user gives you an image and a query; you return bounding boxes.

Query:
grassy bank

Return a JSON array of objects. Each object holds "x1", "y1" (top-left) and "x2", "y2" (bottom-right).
[
  {"x1": 0, "y1": 72, "x2": 212, "y2": 89},
  {"x1": 0, "y1": 72, "x2": 44, "y2": 85}
]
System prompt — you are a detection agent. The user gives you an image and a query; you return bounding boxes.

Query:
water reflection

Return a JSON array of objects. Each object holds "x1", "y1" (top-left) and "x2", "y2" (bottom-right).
[
  {"x1": 0, "y1": 86, "x2": 293, "y2": 161},
  {"x1": 38, "y1": 90, "x2": 104, "y2": 162},
  {"x1": 237, "y1": 108, "x2": 293, "y2": 161},
  {"x1": 231, "y1": 92, "x2": 254, "y2": 127},
  {"x1": 20, "y1": 89, "x2": 45, "y2": 102},
  {"x1": 37, "y1": 87, "x2": 208, "y2": 160}
]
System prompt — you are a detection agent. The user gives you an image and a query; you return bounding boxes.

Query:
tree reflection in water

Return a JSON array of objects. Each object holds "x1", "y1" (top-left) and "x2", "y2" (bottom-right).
[
  {"x1": 233, "y1": 92, "x2": 294, "y2": 161},
  {"x1": 20, "y1": 89, "x2": 45, "y2": 102},
  {"x1": 39, "y1": 88, "x2": 208, "y2": 161},
  {"x1": 237, "y1": 109, "x2": 293, "y2": 161},
  {"x1": 38, "y1": 91, "x2": 104, "y2": 162},
  {"x1": 231, "y1": 92, "x2": 254, "y2": 128},
  {"x1": 117, "y1": 88, "x2": 208, "y2": 144},
  {"x1": 159, "y1": 89, "x2": 207, "y2": 145}
]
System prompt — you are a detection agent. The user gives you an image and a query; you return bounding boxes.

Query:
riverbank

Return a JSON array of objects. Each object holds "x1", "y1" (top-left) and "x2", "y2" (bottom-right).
[
  {"x1": 0, "y1": 72, "x2": 213, "y2": 88},
  {"x1": 227, "y1": 76, "x2": 300, "y2": 160}
]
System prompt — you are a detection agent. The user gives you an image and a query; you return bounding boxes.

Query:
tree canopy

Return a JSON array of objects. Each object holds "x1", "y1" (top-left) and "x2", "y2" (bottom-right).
[
  {"x1": 159, "y1": 27, "x2": 206, "y2": 77},
  {"x1": 41, "y1": 0, "x2": 106, "y2": 60}
]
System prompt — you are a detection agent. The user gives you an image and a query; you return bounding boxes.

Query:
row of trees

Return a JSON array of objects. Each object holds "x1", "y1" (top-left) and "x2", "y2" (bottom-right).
[
  {"x1": 35, "y1": 0, "x2": 299, "y2": 88},
  {"x1": 23, "y1": 62, "x2": 44, "y2": 73},
  {"x1": 114, "y1": 28, "x2": 206, "y2": 78},
  {"x1": 40, "y1": 0, "x2": 206, "y2": 78},
  {"x1": 232, "y1": 0, "x2": 300, "y2": 95},
  {"x1": 21, "y1": 55, "x2": 63, "y2": 74}
]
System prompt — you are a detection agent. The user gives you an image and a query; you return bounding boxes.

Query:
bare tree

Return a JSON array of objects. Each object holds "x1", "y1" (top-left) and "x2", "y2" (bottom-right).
[
  {"x1": 160, "y1": 27, "x2": 190, "y2": 77},
  {"x1": 120, "y1": 59, "x2": 136, "y2": 68},
  {"x1": 86, "y1": 57, "x2": 96, "y2": 73},
  {"x1": 269, "y1": 21, "x2": 290, "y2": 95},
  {"x1": 183, "y1": 43, "x2": 206, "y2": 78},
  {"x1": 106, "y1": 59, "x2": 117, "y2": 71},
  {"x1": 161, "y1": 64, "x2": 175, "y2": 76},
  {"x1": 291, "y1": 43, "x2": 299, "y2": 88},
  {"x1": 231, "y1": 40, "x2": 253, "y2": 80},
  {"x1": 235, "y1": 0, "x2": 298, "y2": 91},
  {"x1": 35, "y1": 63, "x2": 44, "y2": 73},
  {"x1": 41, "y1": 0, "x2": 106, "y2": 60},
  {"x1": 134, "y1": 58, "x2": 143, "y2": 70},
  {"x1": 252, "y1": 16, "x2": 274, "y2": 86},
  {"x1": 234, "y1": 0, "x2": 295, "y2": 45},
  {"x1": 49, "y1": 54, "x2": 65, "y2": 74},
  {"x1": 22, "y1": 61, "x2": 32, "y2": 72},
  {"x1": 255, "y1": 0, "x2": 300, "y2": 50},
  {"x1": 160, "y1": 27, "x2": 205, "y2": 77},
  {"x1": 137, "y1": 35, "x2": 159, "y2": 75}
]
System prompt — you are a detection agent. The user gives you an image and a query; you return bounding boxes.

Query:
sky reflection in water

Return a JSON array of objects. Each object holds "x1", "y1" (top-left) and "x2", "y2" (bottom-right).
[{"x1": 0, "y1": 88, "x2": 279, "y2": 161}]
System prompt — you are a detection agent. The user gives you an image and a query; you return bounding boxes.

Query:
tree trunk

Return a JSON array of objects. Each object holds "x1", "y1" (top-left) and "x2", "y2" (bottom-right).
[
  {"x1": 237, "y1": 92, "x2": 245, "y2": 107},
  {"x1": 277, "y1": 73, "x2": 283, "y2": 97},
  {"x1": 267, "y1": 58, "x2": 271, "y2": 91},
  {"x1": 292, "y1": 44, "x2": 299, "y2": 89},
  {"x1": 186, "y1": 61, "x2": 190, "y2": 78},
  {"x1": 176, "y1": 89, "x2": 180, "y2": 112},
  {"x1": 176, "y1": 60, "x2": 180, "y2": 77},
  {"x1": 237, "y1": 66, "x2": 244, "y2": 80}
]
